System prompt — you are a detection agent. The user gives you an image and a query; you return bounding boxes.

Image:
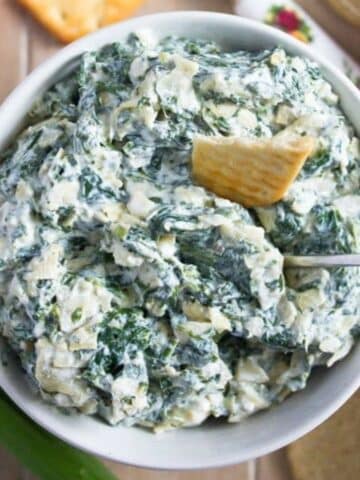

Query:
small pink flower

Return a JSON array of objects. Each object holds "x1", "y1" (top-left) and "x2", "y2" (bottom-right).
[{"x1": 276, "y1": 9, "x2": 300, "y2": 31}]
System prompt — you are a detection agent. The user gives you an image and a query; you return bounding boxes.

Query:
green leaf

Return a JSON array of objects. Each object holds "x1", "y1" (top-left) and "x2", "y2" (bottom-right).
[{"x1": 71, "y1": 307, "x2": 83, "y2": 323}]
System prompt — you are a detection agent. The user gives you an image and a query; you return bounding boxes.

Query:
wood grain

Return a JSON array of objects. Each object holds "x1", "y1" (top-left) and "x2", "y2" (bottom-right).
[
  {"x1": 138, "y1": 0, "x2": 233, "y2": 15},
  {"x1": 0, "y1": 447, "x2": 25, "y2": 480},
  {"x1": 287, "y1": 392, "x2": 360, "y2": 480},
  {"x1": 27, "y1": 14, "x2": 60, "y2": 72},
  {"x1": 257, "y1": 449, "x2": 292, "y2": 480},
  {"x1": 0, "y1": 0, "x2": 28, "y2": 100},
  {"x1": 297, "y1": 0, "x2": 360, "y2": 62},
  {"x1": 104, "y1": 460, "x2": 254, "y2": 480}
]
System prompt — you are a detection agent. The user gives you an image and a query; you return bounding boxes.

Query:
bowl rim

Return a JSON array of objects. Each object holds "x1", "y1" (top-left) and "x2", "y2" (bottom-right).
[
  {"x1": 1, "y1": 11, "x2": 359, "y2": 145},
  {"x1": 0, "y1": 11, "x2": 359, "y2": 471}
]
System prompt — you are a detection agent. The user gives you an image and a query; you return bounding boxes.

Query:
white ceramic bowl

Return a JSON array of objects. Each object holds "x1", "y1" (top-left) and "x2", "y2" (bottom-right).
[{"x1": 0, "y1": 11, "x2": 359, "y2": 470}]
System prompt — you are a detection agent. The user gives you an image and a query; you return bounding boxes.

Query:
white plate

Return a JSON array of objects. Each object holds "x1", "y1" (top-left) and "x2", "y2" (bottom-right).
[{"x1": 0, "y1": 11, "x2": 359, "y2": 470}]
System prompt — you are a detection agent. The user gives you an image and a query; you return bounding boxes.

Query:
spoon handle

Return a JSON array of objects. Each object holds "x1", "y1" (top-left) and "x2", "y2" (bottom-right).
[{"x1": 284, "y1": 254, "x2": 360, "y2": 268}]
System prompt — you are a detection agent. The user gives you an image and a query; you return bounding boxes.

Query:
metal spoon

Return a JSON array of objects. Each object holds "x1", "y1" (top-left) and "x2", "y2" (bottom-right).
[{"x1": 284, "y1": 254, "x2": 360, "y2": 268}]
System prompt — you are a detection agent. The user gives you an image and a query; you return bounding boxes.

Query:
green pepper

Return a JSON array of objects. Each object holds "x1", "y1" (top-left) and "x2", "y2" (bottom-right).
[{"x1": 0, "y1": 390, "x2": 118, "y2": 480}]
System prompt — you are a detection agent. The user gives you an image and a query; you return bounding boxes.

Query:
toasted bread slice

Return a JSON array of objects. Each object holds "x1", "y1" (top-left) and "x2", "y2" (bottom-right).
[
  {"x1": 18, "y1": 0, "x2": 144, "y2": 43},
  {"x1": 192, "y1": 131, "x2": 315, "y2": 207}
]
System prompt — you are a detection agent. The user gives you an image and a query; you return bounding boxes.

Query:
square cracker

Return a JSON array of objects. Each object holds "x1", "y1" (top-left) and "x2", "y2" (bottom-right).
[
  {"x1": 192, "y1": 132, "x2": 315, "y2": 208},
  {"x1": 18, "y1": 0, "x2": 144, "y2": 43}
]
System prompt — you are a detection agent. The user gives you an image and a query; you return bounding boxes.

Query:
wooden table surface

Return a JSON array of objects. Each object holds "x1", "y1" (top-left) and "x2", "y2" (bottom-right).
[{"x1": 0, "y1": 1, "x2": 358, "y2": 479}]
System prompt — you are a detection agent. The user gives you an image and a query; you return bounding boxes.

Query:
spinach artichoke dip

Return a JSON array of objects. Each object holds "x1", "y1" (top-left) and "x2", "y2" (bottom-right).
[{"x1": 0, "y1": 33, "x2": 359, "y2": 432}]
